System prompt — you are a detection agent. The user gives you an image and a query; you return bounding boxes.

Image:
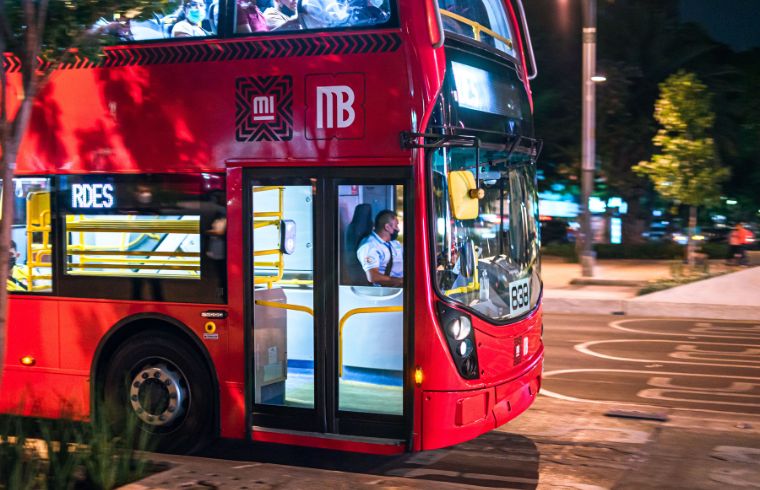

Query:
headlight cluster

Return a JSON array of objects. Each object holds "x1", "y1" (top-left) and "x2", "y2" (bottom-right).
[{"x1": 437, "y1": 303, "x2": 479, "y2": 379}]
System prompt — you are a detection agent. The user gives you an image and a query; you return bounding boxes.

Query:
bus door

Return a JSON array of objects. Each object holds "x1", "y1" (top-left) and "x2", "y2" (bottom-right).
[{"x1": 247, "y1": 168, "x2": 410, "y2": 441}]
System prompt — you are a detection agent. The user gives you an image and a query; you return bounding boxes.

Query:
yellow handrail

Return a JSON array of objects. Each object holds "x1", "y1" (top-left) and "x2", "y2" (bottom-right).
[
  {"x1": 252, "y1": 186, "x2": 286, "y2": 287},
  {"x1": 440, "y1": 9, "x2": 513, "y2": 49},
  {"x1": 338, "y1": 306, "x2": 403, "y2": 377},
  {"x1": 254, "y1": 299, "x2": 314, "y2": 317},
  {"x1": 443, "y1": 248, "x2": 480, "y2": 296},
  {"x1": 66, "y1": 218, "x2": 199, "y2": 233},
  {"x1": 67, "y1": 249, "x2": 199, "y2": 258}
]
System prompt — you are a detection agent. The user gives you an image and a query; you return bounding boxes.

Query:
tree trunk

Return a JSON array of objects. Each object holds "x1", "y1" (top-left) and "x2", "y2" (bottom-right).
[
  {"x1": 686, "y1": 205, "x2": 697, "y2": 266},
  {"x1": 0, "y1": 151, "x2": 16, "y2": 387}
]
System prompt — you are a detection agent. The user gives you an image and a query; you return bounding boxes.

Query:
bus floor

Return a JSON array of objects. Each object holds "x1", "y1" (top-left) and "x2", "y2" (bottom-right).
[{"x1": 283, "y1": 367, "x2": 403, "y2": 416}]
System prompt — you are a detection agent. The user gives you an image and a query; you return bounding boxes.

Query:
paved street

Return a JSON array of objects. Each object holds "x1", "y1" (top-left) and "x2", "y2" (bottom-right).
[{"x1": 126, "y1": 314, "x2": 760, "y2": 489}]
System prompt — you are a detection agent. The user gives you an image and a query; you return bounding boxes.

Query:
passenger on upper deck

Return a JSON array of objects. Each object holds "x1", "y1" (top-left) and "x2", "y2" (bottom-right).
[
  {"x1": 236, "y1": 0, "x2": 269, "y2": 32},
  {"x1": 263, "y1": 0, "x2": 298, "y2": 30},
  {"x1": 172, "y1": 0, "x2": 210, "y2": 37},
  {"x1": 345, "y1": 0, "x2": 390, "y2": 26}
]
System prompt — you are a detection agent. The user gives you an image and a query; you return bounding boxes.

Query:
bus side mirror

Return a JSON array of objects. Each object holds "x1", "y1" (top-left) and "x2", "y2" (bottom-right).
[
  {"x1": 448, "y1": 170, "x2": 482, "y2": 220},
  {"x1": 280, "y1": 220, "x2": 296, "y2": 255}
]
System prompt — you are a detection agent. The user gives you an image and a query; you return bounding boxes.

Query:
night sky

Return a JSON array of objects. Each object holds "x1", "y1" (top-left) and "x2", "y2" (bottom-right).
[{"x1": 680, "y1": 0, "x2": 760, "y2": 51}]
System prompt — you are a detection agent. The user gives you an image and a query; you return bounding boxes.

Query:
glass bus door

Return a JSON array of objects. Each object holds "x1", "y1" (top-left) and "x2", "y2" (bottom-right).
[{"x1": 248, "y1": 169, "x2": 409, "y2": 440}]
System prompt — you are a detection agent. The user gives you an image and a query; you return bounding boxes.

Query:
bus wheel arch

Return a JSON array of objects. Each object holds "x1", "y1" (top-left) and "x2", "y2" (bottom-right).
[{"x1": 92, "y1": 314, "x2": 219, "y2": 454}]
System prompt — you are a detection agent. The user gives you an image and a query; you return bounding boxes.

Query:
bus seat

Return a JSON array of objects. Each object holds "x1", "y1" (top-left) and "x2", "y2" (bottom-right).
[
  {"x1": 27, "y1": 191, "x2": 51, "y2": 228},
  {"x1": 343, "y1": 203, "x2": 372, "y2": 286}
]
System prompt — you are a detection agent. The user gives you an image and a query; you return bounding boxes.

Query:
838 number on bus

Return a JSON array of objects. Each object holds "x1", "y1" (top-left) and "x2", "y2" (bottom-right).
[{"x1": 509, "y1": 278, "x2": 531, "y2": 316}]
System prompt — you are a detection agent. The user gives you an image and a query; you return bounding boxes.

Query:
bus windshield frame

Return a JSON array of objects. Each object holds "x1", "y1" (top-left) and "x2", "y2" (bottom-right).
[
  {"x1": 428, "y1": 139, "x2": 541, "y2": 324},
  {"x1": 438, "y1": 0, "x2": 516, "y2": 58}
]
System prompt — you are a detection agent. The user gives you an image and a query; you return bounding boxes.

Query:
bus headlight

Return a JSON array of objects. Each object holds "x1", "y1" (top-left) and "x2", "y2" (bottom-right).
[
  {"x1": 436, "y1": 302, "x2": 479, "y2": 380},
  {"x1": 457, "y1": 339, "x2": 473, "y2": 357},
  {"x1": 447, "y1": 316, "x2": 471, "y2": 341}
]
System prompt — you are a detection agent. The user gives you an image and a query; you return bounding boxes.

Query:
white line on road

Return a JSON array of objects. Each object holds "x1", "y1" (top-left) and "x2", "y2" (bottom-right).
[
  {"x1": 541, "y1": 368, "x2": 760, "y2": 417},
  {"x1": 609, "y1": 318, "x2": 760, "y2": 340},
  {"x1": 575, "y1": 339, "x2": 760, "y2": 369}
]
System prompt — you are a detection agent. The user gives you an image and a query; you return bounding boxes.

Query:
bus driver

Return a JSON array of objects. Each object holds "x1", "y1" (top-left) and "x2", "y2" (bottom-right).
[{"x1": 356, "y1": 210, "x2": 403, "y2": 288}]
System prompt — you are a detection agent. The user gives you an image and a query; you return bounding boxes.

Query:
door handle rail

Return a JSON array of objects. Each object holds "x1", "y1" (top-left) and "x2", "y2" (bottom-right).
[{"x1": 338, "y1": 306, "x2": 403, "y2": 377}]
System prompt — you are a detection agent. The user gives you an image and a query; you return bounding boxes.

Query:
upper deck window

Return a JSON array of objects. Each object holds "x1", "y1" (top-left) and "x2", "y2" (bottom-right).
[
  {"x1": 91, "y1": 0, "x2": 220, "y2": 42},
  {"x1": 92, "y1": 1, "x2": 393, "y2": 43},
  {"x1": 234, "y1": 0, "x2": 392, "y2": 34},
  {"x1": 438, "y1": 0, "x2": 515, "y2": 56}
]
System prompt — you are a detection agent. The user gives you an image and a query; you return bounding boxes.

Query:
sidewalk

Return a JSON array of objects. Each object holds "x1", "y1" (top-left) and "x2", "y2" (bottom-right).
[{"x1": 542, "y1": 257, "x2": 760, "y2": 320}]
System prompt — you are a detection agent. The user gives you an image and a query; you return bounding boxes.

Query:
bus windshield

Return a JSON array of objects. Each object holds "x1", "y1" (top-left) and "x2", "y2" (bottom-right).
[
  {"x1": 431, "y1": 146, "x2": 540, "y2": 322},
  {"x1": 438, "y1": 0, "x2": 515, "y2": 56}
]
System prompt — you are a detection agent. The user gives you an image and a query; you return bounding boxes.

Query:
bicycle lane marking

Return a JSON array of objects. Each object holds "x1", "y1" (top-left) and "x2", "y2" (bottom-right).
[
  {"x1": 609, "y1": 318, "x2": 760, "y2": 340},
  {"x1": 575, "y1": 339, "x2": 760, "y2": 369},
  {"x1": 541, "y1": 368, "x2": 760, "y2": 417}
]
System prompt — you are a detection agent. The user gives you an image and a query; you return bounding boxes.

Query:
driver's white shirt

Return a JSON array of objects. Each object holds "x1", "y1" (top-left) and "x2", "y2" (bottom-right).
[{"x1": 356, "y1": 232, "x2": 403, "y2": 280}]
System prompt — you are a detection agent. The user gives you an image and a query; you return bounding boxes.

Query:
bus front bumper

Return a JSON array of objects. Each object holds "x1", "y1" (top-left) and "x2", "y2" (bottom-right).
[{"x1": 420, "y1": 355, "x2": 543, "y2": 451}]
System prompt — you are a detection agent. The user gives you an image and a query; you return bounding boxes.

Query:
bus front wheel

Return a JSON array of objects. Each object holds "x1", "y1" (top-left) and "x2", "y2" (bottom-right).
[{"x1": 102, "y1": 331, "x2": 214, "y2": 454}]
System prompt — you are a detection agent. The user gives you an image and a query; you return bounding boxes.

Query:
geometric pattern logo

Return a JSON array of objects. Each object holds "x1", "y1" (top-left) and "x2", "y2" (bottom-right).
[{"x1": 235, "y1": 75, "x2": 293, "y2": 142}]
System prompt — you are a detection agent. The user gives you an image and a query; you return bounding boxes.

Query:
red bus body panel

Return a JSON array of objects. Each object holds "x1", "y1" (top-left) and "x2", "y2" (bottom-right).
[{"x1": 2, "y1": 0, "x2": 542, "y2": 452}]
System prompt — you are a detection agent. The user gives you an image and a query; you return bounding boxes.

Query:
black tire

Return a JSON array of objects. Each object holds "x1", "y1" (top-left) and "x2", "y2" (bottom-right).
[{"x1": 101, "y1": 331, "x2": 215, "y2": 454}]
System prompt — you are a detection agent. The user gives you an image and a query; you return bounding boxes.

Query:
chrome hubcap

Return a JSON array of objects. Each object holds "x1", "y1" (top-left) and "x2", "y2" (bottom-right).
[{"x1": 129, "y1": 364, "x2": 186, "y2": 427}]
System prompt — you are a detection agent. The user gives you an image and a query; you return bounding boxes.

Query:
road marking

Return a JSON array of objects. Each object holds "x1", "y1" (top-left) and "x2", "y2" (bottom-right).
[
  {"x1": 575, "y1": 339, "x2": 760, "y2": 369},
  {"x1": 637, "y1": 389, "x2": 760, "y2": 406},
  {"x1": 646, "y1": 377, "x2": 759, "y2": 392},
  {"x1": 670, "y1": 344, "x2": 760, "y2": 363},
  {"x1": 609, "y1": 318, "x2": 760, "y2": 340},
  {"x1": 541, "y1": 368, "x2": 760, "y2": 417}
]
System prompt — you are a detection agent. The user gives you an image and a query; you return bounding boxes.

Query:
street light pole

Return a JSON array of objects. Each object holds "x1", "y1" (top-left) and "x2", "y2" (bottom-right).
[{"x1": 580, "y1": 0, "x2": 597, "y2": 277}]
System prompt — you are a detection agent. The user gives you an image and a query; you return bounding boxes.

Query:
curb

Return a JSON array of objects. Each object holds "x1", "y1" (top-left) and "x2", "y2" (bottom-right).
[
  {"x1": 543, "y1": 296, "x2": 760, "y2": 321},
  {"x1": 569, "y1": 278, "x2": 647, "y2": 287}
]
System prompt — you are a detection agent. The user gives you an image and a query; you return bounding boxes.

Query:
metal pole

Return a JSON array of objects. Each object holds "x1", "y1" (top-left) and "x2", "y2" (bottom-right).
[{"x1": 580, "y1": 0, "x2": 596, "y2": 277}]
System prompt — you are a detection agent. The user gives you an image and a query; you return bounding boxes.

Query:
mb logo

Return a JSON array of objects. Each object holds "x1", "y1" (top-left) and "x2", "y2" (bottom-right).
[
  {"x1": 307, "y1": 74, "x2": 365, "y2": 140},
  {"x1": 316, "y1": 86, "x2": 355, "y2": 129}
]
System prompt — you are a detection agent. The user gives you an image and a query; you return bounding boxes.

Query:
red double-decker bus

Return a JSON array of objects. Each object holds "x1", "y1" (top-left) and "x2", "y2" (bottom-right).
[{"x1": 2, "y1": 0, "x2": 542, "y2": 454}]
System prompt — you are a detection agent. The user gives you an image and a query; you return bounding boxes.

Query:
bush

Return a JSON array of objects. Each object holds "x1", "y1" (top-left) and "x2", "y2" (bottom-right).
[
  {"x1": 541, "y1": 242, "x2": 685, "y2": 260},
  {"x1": 594, "y1": 243, "x2": 684, "y2": 260},
  {"x1": 0, "y1": 413, "x2": 152, "y2": 490},
  {"x1": 540, "y1": 243, "x2": 577, "y2": 261},
  {"x1": 698, "y1": 242, "x2": 729, "y2": 259}
]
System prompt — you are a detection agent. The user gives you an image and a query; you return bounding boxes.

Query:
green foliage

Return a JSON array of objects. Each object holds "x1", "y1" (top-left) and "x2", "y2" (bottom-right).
[
  {"x1": 0, "y1": 413, "x2": 152, "y2": 490},
  {"x1": 0, "y1": 416, "x2": 43, "y2": 490},
  {"x1": 637, "y1": 262, "x2": 728, "y2": 296},
  {"x1": 40, "y1": 418, "x2": 83, "y2": 490},
  {"x1": 540, "y1": 243, "x2": 577, "y2": 262},
  {"x1": 3, "y1": 1, "x2": 179, "y2": 56},
  {"x1": 633, "y1": 71, "x2": 729, "y2": 207},
  {"x1": 541, "y1": 242, "x2": 685, "y2": 261},
  {"x1": 81, "y1": 414, "x2": 151, "y2": 490},
  {"x1": 594, "y1": 243, "x2": 684, "y2": 260},
  {"x1": 698, "y1": 242, "x2": 729, "y2": 259}
]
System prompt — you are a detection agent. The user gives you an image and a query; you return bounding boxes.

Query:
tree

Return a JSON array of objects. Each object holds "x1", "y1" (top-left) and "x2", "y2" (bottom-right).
[
  {"x1": 633, "y1": 70, "x2": 729, "y2": 263},
  {"x1": 0, "y1": 0, "x2": 172, "y2": 385}
]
